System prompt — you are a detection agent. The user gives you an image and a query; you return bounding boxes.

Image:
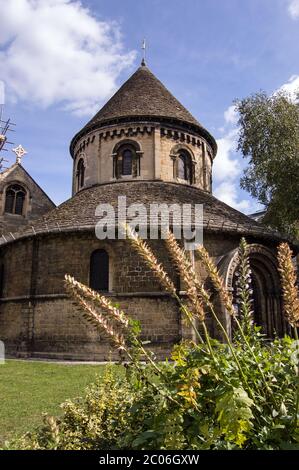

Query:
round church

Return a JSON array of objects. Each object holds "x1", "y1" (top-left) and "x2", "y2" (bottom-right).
[{"x1": 0, "y1": 62, "x2": 294, "y2": 360}]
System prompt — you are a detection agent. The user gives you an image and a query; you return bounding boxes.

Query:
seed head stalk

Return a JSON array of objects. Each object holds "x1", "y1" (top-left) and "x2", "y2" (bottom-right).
[
  {"x1": 195, "y1": 242, "x2": 276, "y2": 401},
  {"x1": 126, "y1": 225, "x2": 207, "y2": 348},
  {"x1": 277, "y1": 242, "x2": 299, "y2": 428},
  {"x1": 164, "y1": 231, "x2": 245, "y2": 376},
  {"x1": 64, "y1": 275, "x2": 182, "y2": 407},
  {"x1": 277, "y1": 243, "x2": 299, "y2": 331}
]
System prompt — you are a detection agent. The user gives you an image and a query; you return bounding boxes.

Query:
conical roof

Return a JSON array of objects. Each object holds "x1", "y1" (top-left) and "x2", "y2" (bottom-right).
[{"x1": 70, "y1": 64, "x2": 217, "y2": 155}]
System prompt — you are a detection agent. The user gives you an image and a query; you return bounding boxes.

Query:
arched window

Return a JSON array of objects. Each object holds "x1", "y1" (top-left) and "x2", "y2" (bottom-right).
[
  {"x1": 177, "y1": 151, "x2": 192, "y2": 183},
  {"x1": 76, "y1": 158, "x2": 85, "y2": 190},
  {"x1": 4, "y1": 184, "x2": 26, "y2": 215},
  {"x1": 90, "y1": 249, "x2": 109, "y2": 292},
  {"x1": 230, "y1": 250, "x2": 284, "y2": 338},
  {"x1": 113, "y1": 143, "x2": 140, "y2": 179}
]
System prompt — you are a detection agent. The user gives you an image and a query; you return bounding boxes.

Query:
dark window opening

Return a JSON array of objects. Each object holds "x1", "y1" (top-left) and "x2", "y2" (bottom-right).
[
  {"x1": 15, "y1": 192, "x2": 25, "y2": 215},
  {"x1": 90, "y1": 249, "x2": 109, "y2": 292},
  {"x1": 5, "y1": 191, "x2": 14, "y2": 213},
  {"x1": 177, "y1": 151, "x2": 193, "y2": 183},
  {"x1": 76, "y1": 158, "x2": 85, "y2": 190},
  {"x1": 178, "y1": 154, "x2": 185, "y2": 180},
  {"x1": 122, "y1": 149, "x2": 133, "y2": 175},
  {"x1": 4, "y1": 184, "x2": 26, "y2": 215},
  {"x1": 113, "y1": 143, "x2": 140, "y2": 179}
]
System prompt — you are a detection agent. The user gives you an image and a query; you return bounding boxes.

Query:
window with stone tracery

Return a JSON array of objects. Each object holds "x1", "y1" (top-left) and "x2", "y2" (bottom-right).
[{"x1": 4, "y1": 184, "x2": 26, "y2": 216}]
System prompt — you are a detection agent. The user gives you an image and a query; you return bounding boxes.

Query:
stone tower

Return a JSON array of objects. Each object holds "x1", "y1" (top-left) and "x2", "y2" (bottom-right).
[{"x1": 70, "y1": 63, "x2": 217, "y2": 195}]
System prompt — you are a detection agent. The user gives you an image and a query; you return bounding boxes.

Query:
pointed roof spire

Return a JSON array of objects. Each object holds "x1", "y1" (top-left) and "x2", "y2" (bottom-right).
[
  {"x1": 70, "y1": 63, "x2": 217, "y2": 156},
  {"x1": 141, "y1": 39, "x2": 146, "y2": 66},
  {"x1": 77, "y1": 66, "x2": 204, "y2": 130}
]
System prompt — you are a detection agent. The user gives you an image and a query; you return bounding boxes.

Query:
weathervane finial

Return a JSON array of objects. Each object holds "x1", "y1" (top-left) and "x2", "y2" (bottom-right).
[
  {"x1": 12, "y1": 144, "x2": 27, "y2": 164},
  {"x1": 141, "y1": 39, "x2": 146, "y2": 66}
]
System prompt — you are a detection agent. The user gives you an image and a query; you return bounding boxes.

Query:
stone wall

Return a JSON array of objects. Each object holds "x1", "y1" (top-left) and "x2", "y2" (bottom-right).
[
  {"x1": 0, "y1": 230, "x2": 233, "y2": 360},
  {"x1": 72, "y1": 123, "x2": 214, "y2": 195},
  {"x1": 0, "y1": 231, "x2": 184, "y2": 359},
  {"x1": 1, "y1": 240, "x2": 33, "y2": 298},
  {"x1": 0, "y1": 226, "x2": 281, "y2": 360},
  {"x1": 0, "y1": 295, "x2": 180, "y2": 360}
]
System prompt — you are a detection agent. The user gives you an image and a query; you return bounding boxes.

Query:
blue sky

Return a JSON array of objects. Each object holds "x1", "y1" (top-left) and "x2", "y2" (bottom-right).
[{"x1": 1, "y1": 0, "x2": 299, "y2": 210}]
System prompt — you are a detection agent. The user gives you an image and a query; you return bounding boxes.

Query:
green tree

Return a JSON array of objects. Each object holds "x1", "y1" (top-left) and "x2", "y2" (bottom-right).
[{"x1": 235, "y1": 90, "x2": 299, "y2": 235}]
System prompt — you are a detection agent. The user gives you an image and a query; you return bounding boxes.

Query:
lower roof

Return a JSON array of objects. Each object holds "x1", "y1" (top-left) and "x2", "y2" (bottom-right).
[{"x1": 0, "y1": 180, "x2": 295, "y2": 250}]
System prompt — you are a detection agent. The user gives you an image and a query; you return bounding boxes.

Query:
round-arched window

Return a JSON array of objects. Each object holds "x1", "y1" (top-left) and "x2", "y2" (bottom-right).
[
  {"x1": 76, "y1": 158, "x2": 85, "y2": 190},
  {"x1": 176, "y1": 150, "x2": 193, "y2": 183},
  {"x1": 113, "y1": 142, "x2": 140, "y2": 179},
  {"x1": 90, "y1": 249, "x2": 109, "y2": 292}
]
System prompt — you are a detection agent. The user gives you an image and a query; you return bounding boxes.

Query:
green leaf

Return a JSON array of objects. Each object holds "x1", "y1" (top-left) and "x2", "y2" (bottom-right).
[{"x1": 216, "y1": 387, "x2": 254, "y2": 447}]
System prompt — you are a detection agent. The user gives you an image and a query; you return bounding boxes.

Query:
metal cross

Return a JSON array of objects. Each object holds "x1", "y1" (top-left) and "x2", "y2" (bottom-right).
[{"x1": 12, "y1": 144, "x2": 27, "y2": 164}]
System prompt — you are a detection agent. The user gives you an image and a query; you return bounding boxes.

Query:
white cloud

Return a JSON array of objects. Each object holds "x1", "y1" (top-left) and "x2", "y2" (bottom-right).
[
  {"x1": 224, "y1": 105, "x2": 238, "y2": 125},
  {"x1": 213, "y1": 107, "x2": 259, "y2": 214},
  {"x1": 213, "y1": 72, "x2": 299, "y2": 214},
  {"x1": 279, "y1": 74, "x2": 299, "y2": 101},
  {"x1": 0, "y1": 0, "x2": 136, "y2": 115},
  {"x1": 213, "y1": 128, "x2": 240, "y2": 182},
  {"x1": 213, "y1": 181, "x2": 252, "y2": 212},
  {"x1": 288, "y1": 0, "x2": 299, "y2": 19}
]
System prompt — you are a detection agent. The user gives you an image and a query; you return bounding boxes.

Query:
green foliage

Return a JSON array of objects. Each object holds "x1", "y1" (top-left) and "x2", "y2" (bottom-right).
[
  {"x1": 215, "y1": 387, "x2": 254, "y2": 447},
  {"x1": 235, "y1": 90, "x2": 299, "y2": 234},
  {"x1": 11, "y1": 334, "x2": 299, "y2": 450},
  {"x1": 8, "y1": 239, "x2": 299, "y2": 450}
]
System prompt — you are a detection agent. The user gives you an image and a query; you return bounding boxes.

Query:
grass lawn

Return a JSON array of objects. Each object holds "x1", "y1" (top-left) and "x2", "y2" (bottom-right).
[{"x1": 0, "y1": 360, "x2": 113, "y2": 446}]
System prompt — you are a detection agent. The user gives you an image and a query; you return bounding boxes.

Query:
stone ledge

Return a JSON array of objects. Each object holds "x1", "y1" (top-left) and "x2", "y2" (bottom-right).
[{"x1": 0, "y1": 291, "x2": 180, "y2": 303}]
